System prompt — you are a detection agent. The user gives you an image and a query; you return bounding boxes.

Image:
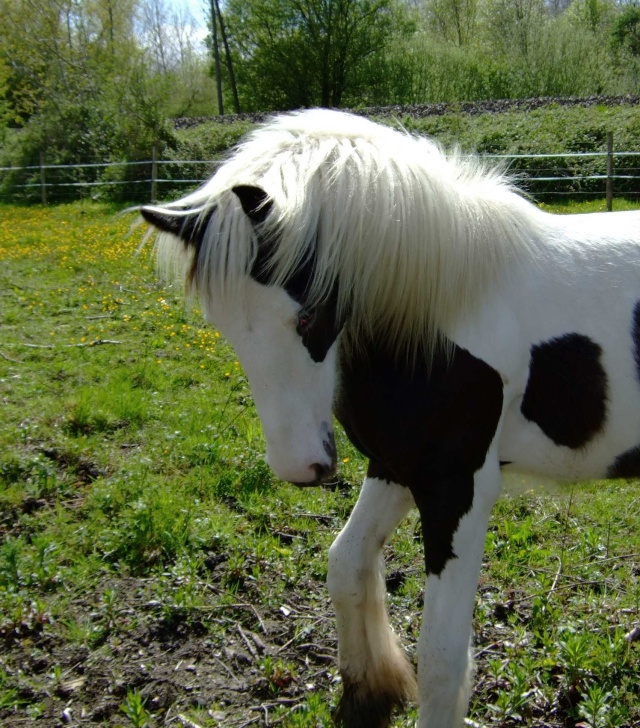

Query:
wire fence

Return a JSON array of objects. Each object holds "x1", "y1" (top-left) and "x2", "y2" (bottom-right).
[{"x1": 3, "y1": 141, "x2": 640, "y2": 205}]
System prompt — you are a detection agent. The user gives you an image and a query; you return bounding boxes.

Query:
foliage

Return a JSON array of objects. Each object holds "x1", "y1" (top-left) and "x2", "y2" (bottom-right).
[
  {"x1": 0, "y1": 0, "x2": 211, "y2": 201},
  {"x1": 220, "y1": 0, "x2": 411, "y2": 110},
  {"x1": 169, "y1": 105, "x2": 640, "y2": 203},
  {"x1": 612, "y1": 5, "x2": 640, "y2": 57},
  {"x1": 1, "y1": 0, "x2": 640, "y2": 179},
  {"x1": 211, "y1": 0, "x2": 640, "y2": 110}
]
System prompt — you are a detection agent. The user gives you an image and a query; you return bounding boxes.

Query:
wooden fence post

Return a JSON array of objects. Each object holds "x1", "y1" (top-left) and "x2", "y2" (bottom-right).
[
  {"x1": 39, "y1": 150, "x2": 47, "y2": 204},
  {"x1": 151, "y1": 145, "x2": 158, "y2": 202},
  {"x1": 606, "y1": 132, "x2": 614, "y2": 212}
]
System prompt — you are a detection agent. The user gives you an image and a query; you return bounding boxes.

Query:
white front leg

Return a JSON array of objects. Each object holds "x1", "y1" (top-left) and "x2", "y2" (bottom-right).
[
  {"x1": 327, "y1": 476, "x2": 416, "y2": 727},
  {"x1": 417, "y1": 459, "x2": 501, "y2": 728}
]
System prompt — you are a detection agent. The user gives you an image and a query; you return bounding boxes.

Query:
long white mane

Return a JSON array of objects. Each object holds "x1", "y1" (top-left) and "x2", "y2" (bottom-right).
[{"x1": 157, "y1": 109, "x2": 548, "y2": 357}]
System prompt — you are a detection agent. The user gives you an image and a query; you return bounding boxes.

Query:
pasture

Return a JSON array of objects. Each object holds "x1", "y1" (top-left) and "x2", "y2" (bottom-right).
[{"x1": 0, "y1": 200, "x2": 639, "y2": 727}]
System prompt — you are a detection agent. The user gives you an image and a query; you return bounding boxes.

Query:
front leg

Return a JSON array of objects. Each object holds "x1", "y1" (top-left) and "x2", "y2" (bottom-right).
[
  {"x1": 414, "y1": 458, "x2": 502, "y2": 728},
  {"x1": 327, "y1": 476, "x2": 417, "y2": 727}
]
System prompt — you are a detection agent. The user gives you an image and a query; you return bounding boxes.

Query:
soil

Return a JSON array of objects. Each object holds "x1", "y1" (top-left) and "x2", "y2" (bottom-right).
[
  {"x1": 171, "y1": 95, "x2": 640, "y2": 130},
  {"x1": 0, "y1": 572, "x2": 341, "y2": 727}
]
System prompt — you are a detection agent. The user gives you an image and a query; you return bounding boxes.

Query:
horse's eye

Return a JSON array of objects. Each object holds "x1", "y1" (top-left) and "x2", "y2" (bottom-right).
[{"x1": 296, "y1": 309, "x2": 314, "y2": 334}]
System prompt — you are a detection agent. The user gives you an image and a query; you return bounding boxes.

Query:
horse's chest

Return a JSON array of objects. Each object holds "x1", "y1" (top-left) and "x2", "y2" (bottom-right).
[
  {"x1": 334, "y1": 340, "x2": 504, "y2": 575},
  {"x1": 334, "y1": 341, "x2": 504, "y2": 488}
]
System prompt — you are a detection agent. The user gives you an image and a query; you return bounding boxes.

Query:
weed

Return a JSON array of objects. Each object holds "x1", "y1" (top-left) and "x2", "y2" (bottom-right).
[
  {"x1": 0, "y1": 539, "x2": 21, "y2": 587},
  {"x1": 100, "y1": 587, "x2": 119, "y2": 629},
  {"x1": 120, "y1": 689, "x2": 152, "y2": 728},
  {"x1": 577, "y1": 682, "x2": 613, "y2": 728},
  {"x1": 260, "y1": 655, "x2": 297, "y2": 694},
  {"x1": 559, "y1": 630, "x2": 593, "y2": 686},
  {"x1": 61, "y1": 616, "x2": 106, "y2": 647}
]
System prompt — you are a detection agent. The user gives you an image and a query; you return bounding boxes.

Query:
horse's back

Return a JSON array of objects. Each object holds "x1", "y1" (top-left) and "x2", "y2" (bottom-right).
[{"x1": 456, "y1": 210, "x2": 640, "y2": 483}]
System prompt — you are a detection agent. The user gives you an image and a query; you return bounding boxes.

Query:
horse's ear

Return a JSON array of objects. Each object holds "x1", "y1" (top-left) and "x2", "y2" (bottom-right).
[
  {"x1": 232, "y1": 185, "x2": 273, "y2": 224},
  {"x1": 141, "y1": 206, "x2": 204, "y2": 246}
]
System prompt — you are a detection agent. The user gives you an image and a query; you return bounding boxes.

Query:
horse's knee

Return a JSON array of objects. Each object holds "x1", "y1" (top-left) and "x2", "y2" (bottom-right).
[{"x1": 327, "y1": 536, "x2": 354, "y2": 604}]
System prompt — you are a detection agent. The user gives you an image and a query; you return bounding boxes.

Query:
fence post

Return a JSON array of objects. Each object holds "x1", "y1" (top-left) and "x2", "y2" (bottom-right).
[
  {"x1": 151, "y1": 144, "x2": 158, "y2": 202},
  {"x1": 39, "y1": 150, "x2": 47, "y2": 204},
  {"x1": 606, "y1": 132, "x2": 614, "y2": 212}
]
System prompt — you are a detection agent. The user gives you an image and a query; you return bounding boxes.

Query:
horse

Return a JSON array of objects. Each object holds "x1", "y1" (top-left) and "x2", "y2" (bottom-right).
[{"x1": 140, "y1": 109, "x2": 640, "y2": 728}]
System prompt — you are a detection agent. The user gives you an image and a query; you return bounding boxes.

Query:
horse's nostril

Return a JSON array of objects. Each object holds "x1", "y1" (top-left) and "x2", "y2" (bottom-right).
[
  {"x1": 323, "y1": 431, "x2": 337, "y2": 460},
  {"x1": 312, "y1": 461, "x2": 335, "y2": 482}
]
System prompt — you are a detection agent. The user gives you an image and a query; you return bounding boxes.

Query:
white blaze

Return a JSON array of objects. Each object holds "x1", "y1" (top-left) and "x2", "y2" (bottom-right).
[{"x1": 204, "y1": 278, "x2": 337, "y2": 484}]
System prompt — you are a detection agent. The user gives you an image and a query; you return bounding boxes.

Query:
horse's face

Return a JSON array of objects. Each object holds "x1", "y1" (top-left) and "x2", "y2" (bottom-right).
[
  {"x1": 204, "y1": 277, "x2": 339, "y2": 485},
  {"x1": 141, "y1": 186, "x2": 341, "y2": 485}
]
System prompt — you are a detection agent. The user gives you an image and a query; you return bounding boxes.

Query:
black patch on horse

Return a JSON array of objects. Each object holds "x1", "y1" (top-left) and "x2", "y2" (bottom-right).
[
  {"x1": 335, "y1": 339, "x2": 503, "y2": 576},
  {"x1": 632, "y1": 301, "x2": 640, "y2": 378},
  {"x1": 246, "y1": 210, "x2": 343, "y2": 362},
  {"x1": 252, "y1": 243, "x2": 342, "y2": 362},
  {"x1": 295, "y1": 283, "x2": 342, "y2": 363},
  {"x1": 606, "y1": 302, "x2": 640, "y2": 478},
  {"x1": 521, "y1": 333, "x2": 608, "y2": 449},
  {"x1": 607, "y1": 445, "x2": 640, "y2": 478}
]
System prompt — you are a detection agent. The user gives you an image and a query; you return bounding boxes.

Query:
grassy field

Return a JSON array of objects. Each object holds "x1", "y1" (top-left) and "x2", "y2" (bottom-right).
[{"x1": 0, "y1": 200, "x2": 639, "y2": 728}]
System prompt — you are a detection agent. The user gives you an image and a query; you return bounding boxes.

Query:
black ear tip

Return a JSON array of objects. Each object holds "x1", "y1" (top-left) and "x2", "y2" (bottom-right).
[
  {"x1": 140, "y1": 206, "x2": 158, "y2": 225},
  {"x1": 232, "y1": 185, "x2": 273, "y2": 223},
  {"x1": 140, "y1": 205, "x2": 195, "y2": 239}
]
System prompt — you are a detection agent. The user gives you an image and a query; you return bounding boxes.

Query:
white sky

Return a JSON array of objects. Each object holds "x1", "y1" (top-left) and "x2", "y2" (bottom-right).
[{"x1": 172, "y1": 0, "x2": 208, "y2": 29}]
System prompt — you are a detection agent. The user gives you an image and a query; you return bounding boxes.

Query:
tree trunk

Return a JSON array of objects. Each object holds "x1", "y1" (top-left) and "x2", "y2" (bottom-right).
[
  {"x1": 215, "y1": 0, "x2": 241, "y2": 113},
  {"x1": 209, "y1": 0, "x2": 224, "y2": 114}
]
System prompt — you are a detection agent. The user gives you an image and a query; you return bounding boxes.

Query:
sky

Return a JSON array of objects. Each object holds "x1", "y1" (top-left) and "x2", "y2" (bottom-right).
[
  {"x1": 171, "y1": 0, "x2": 208, "y2": 29},
  {"x1": 166, "y1": 0, "x2": 209, "y2": 50}
]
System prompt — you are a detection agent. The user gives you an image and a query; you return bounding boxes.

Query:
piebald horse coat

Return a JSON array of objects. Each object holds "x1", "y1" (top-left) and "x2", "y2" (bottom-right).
[{"x1": 141, "y1": 109, "x2": 640, "y2": 728}]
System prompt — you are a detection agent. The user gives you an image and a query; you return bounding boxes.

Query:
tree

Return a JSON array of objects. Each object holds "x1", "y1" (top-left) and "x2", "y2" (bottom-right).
[
  {"x1": 482, "y1": 0, "x2": 547, "y2": 59},
  {"x1": 138, "y1": 0, "x2": 214, "y2": 117},
  {"x1": 223, "y1": 0, "x2": 402, "y2": 110},
  {"x1": 0, "y1": 0, "x2": 178, "y2": 200},
  {"x1": 612, "y1": 5, "x2": 640, "y2": 58},
  {"x1": 428, "y1": 0, "x2": 478, "y2": 46}
]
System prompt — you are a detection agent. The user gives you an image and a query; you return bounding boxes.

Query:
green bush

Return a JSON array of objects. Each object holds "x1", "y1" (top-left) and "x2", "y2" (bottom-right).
[
  {"x1": 399, "y1": 104, "x2": 640, "y2": 200},
  {"x1": 2, "y1": 103, "x2": 640, "y2": 203}
]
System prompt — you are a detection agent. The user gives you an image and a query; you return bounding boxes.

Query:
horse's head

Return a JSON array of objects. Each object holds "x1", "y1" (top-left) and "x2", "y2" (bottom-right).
[{"x1": 141, "y1": 185, "x2": 343, "y2": 486}]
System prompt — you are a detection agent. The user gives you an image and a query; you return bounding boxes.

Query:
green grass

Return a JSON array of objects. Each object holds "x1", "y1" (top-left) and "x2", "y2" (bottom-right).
[
  {"x1": 1, "y1": 200, "x2": 639, "y2": 727},
  {"x1": 540, "y1": 198, "x2": 640, "y2": 214}
]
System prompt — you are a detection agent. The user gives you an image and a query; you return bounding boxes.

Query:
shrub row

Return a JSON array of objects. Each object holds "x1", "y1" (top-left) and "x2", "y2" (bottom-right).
[{"x1": 2, "y1": 99, "x2": 640, "y2": 203}]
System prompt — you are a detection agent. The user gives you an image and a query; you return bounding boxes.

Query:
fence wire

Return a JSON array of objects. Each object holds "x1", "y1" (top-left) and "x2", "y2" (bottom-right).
[{"x1": 1, "y1": 152, "x2": 639, "y2": 203}]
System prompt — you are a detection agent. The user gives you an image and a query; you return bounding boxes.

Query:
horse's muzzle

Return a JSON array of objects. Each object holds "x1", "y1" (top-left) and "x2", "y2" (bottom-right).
[{"x1": 290, "y1": 432, "x2": 337, "y2": 487}]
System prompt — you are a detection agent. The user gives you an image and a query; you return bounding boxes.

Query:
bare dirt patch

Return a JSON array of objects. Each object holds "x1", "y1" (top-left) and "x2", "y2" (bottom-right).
[{"x1": 0, "y1": 574, "x2": 340, "y2": 727}]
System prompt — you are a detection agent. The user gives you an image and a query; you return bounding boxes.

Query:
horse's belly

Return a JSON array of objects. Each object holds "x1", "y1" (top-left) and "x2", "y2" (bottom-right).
[
  {"x1": 498, "y1": 397, "x2": 636, "y2": 482},
  {"x1": 498, "y1": 416, "x2": 605, "y2": 482}
]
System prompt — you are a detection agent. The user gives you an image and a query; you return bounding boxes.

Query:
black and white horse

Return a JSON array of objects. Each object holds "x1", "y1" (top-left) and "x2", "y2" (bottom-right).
[{"x1": 141, "y1": 109, "x2": 640, "y2": 728}]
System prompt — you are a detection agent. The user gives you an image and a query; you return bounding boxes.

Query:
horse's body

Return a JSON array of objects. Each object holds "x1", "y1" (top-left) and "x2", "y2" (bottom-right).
[{"x1": 141, "y1": 109, "x2": 640, "y2": 728}]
